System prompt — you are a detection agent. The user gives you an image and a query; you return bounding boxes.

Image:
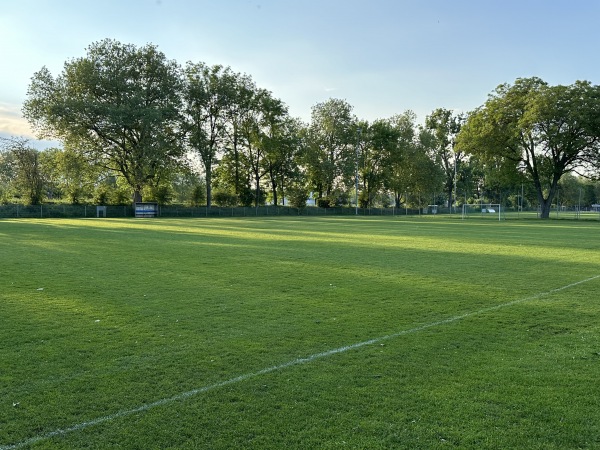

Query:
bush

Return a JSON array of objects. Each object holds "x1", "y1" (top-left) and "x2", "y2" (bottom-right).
[
  {"x1": 317, "y1": 197, "x2": 331, "y2": 208},
  {"x1": 146, "y1": 184, "x2": 174, "y2": 205},
  {"x1": 189, "y1": 184, "x2": 205, "y2": 206},
  {"x1": 287, "y1": 186, "x2": 309, "y2": 208},
  {"x1": 213, "y1": 190, "x2": 239, "y2": 207},
  {"x1": 238, "y1": 186, "x2": 254, "y2": 207},
  {"x1": 359, "y1": 191, "x2": 370, "y2": 208}
]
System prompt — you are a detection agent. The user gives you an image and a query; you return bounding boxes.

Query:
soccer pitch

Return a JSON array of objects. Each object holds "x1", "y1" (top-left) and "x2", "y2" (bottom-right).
[{"x1": 1, "y1": 217, "x2": 599, "y2": 449}]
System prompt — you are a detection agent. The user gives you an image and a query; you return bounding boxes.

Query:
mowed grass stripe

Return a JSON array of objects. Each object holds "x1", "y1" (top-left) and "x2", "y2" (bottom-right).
[
  {"x1": 1, "y1": 217, "x2": 600, "y2": 449},
  {"x1": 3, "y1": 273, "x2": 599, "y2": 450}
]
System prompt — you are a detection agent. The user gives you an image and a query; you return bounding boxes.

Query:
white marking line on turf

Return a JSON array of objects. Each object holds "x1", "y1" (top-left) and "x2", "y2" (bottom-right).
[{"x1": 2, "y1": 274, "x2": 599, "y2": 450}]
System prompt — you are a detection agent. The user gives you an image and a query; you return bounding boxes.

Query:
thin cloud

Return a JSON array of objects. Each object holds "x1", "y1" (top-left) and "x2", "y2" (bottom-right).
[{"x1": 0, "y1": 102, "x2": 35, "y2": 138}]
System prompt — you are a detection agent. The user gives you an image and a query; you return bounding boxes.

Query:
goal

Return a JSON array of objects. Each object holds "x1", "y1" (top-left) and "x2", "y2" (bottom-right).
[{"x1": 461, "y1": 203, "x2": 502, "y2": 221}]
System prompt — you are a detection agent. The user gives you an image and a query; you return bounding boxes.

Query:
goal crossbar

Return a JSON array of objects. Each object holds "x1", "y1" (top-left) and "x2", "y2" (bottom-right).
[{"x1": 461, "y1": 203, "x2": 502, "y2": 221}]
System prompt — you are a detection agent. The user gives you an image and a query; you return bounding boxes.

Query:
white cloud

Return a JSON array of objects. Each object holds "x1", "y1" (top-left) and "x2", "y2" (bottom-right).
[
  {"x1": 0, "y1": 102, "x2": 35, "y2": 138},
  {"x1": 0, "y1": 102, "x2": 60, "y2": 149}
]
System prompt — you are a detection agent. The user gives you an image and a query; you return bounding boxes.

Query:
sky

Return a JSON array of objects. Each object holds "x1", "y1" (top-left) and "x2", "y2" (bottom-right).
[{"x1": 1, "y1": 0, "x2": 600, "y2": 148}]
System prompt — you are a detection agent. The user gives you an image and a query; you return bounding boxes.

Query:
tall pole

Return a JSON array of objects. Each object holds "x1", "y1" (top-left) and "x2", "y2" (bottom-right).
[
  {"x1": 453, "y1": 156, "x2": 457, "y2": 215},
  {"x1": 355, "y1": 128, "x2": 361, "y2": 215},
  {"x1": 578, "y1": 187, "x2": 582, "y2": 219},
  {"x1": 520, "y1": 182, "x2": 524, "y2": 218}
]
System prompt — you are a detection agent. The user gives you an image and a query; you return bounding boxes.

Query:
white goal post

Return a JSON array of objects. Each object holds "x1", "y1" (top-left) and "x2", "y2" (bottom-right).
[{"x1": 461, "y1": 203, "x2": 502, "y2": 221}]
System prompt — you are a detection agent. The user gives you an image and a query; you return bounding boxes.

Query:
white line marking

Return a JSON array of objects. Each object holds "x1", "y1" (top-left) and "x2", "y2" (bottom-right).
[{"x1": 2, "y1": 274, "x2": 599, "y2": 449}]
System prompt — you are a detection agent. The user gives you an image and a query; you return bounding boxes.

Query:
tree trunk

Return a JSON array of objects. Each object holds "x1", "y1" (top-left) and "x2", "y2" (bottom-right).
[
  {"x1": 233, "y1": 129, "x2": 241, "y2": 196},
  {"x1": 255, "y1": 174, "x2": 260, "y2": 207},
  {"x1": 133, "y1": 189, "x2": 142, "y2": 204},
  {"x1": 269, "y1": 166, "x2": 278, "y2": 206},
  {"x1": 535, "y1": 174, "x2": 559, "y2": 219},
  {"x1": 539, "y1": 197, "x2": 552, "y2": 219}
]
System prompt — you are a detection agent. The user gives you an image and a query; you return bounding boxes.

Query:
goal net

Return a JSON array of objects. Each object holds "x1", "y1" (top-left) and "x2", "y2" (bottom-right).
[{"x1": 461, "y1": 203, "x2": 502, "y2": 221}]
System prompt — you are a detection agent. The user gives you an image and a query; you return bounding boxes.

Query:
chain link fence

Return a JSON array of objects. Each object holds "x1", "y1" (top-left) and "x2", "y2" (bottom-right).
[
  {"x1": 3, "y1": 204, "x2": 596, "y2": 220},
  {"x1": 0, "y1": 204, "x2": 133, "y2": 218},
  {"x1": 0, "y1": 204, "x2": 424, "y2": 219}
]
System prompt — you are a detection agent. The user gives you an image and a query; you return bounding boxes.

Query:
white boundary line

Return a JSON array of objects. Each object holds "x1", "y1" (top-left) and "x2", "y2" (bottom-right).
[{"x1": 2, "y1": 274, "x2": 599, "y2": 450}]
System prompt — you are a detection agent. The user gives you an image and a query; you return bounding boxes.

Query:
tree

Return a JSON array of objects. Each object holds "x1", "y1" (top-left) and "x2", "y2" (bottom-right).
[
  {"x1": 39, "y1": 147, "x2": 98, "y2": 203},
  {"x1": 241, "y1": 89, "x2": 282, "y2": 207},
  {"x1": 222, "y1": 71, "x2": 257, "y2": 199},
  {"x1": 181, "y1": 63, "x2": 238, "y2": 207},
  {"x1": 251, "y1": 91, "x2": 294, "y2": 206},
  {"x1": 457, "y1": 77, "x2": 600, "y2": 218},
  {"x1": 23, "y1": 39, "x2": 183, "y2": 204},
  {"x1": 361, "y1": 119, "x2": 396, "y2": 208},
  {"x1": 306, "y1": 99, "x2": 357, "y2": 199},
  {"x1": 410, "y1": 128, "x2": 445, "y2": 209},
  {"x1": 0, "y1": 143, "x2": 17, "y2": 203},
  {"x1": 0, "y1": 137, "x2": 45, "y2": 204},
  {"x1": 262, "y1": 116, "x2": 305, "y2": 206},
  {"x1": 425, "y1": 108, "x2": 465, "y2": 208},
  {"x1": 381, "y1": 111, "x2": 418, "y2": 207}
]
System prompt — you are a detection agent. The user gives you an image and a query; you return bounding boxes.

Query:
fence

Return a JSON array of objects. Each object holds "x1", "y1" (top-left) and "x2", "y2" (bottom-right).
[
  {"x1": 0, "y1": 204, "x2": 423, "y2": 219},
  {"x1": 0, "y1": 204, "x2": 133, "y2": 219},
  {"x1": 2, "y1": 204, "x2": 597, "y2": 220}
]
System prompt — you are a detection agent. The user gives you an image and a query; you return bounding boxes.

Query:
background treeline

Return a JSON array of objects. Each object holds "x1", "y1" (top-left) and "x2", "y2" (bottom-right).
[{"x1": 2, "y1": 39, "x2": 600, "y2": 215}]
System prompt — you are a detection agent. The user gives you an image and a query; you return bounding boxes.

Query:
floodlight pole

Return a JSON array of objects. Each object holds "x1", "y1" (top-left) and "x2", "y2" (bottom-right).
[
  {"x1": 453, "y1": 156, "x2": 457, "y2": 215},
  {"x1": 355, "y1": 128, "x2": 361, "y2": 216}
]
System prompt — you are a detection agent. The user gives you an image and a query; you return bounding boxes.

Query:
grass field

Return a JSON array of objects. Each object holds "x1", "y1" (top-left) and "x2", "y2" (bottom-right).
[{"x1": 1, "y1": 216, "x2": 600, "y2": 449}]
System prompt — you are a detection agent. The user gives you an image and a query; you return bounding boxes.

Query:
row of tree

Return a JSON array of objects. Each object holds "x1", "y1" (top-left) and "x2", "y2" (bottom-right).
[{"x1": 4, "y1": 39, "x2": 600, "y2": 218}]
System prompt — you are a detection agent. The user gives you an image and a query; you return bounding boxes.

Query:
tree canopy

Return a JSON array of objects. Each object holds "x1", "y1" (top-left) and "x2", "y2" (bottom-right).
[
  {"x1": 13, "y1": 40, "x2": 600, "y2": 216},
  {"x1": 23, "y1": 39, "x2": 183, "y2": 203},
  {"x1": 456, "y1": 77, "x2": 600, "y2": 218}
]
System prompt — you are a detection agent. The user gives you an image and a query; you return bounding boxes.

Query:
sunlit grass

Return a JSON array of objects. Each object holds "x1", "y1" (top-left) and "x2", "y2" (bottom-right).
[{"x1": 1, "y1": 216, "x2": 600, "y2": 449}]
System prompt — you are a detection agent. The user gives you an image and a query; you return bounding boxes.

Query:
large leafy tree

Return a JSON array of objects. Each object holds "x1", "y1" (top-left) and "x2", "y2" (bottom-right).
[
  {"x1": 0, "y1": 137, "x2": 45, "y2": 205},
  {"x1": 306, "y1": 99, "x2": 357, "y2": 199},
  {"x1": 181, "y1": 63, "x2": 238, "y2": 207},
  {"x1": 425, "y1": 108, "x2": 464, "y2": 208},
  {"x1": 222, "y1": 71, "x2": 258, "y2": 199},
  {"x1": 40, "y1": 147, "x2": 99, "y2": 204},
  {"x1": 239, "y1": 88, "x2": 283, "y2": 207},
  {"x1": 261, "y1": 112, "x2": 303, "y2": 206},
  {"x1": 457, "y1": 77, "x2": 600, "y2": 218},
  {"x1": 361, "y1": 119, "x2": 397, "y2": 208},
  {"x1": 410, "y1": 128, "x2": 445, "y2": 209},
  {"x1": 23, "y1": 39, "x2": 183, "y2": 204},
  {"x1": 381, "y1": 112, "x2": 418, "y2": 207}
]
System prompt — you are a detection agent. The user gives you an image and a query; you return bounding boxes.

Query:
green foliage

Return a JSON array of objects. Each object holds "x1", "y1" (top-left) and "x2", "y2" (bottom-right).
[
  {"x1": 23, "y1": 39, "x2": 184, "y2": 203},
  {"x1": 17, "y1": 41, "x2": 600, "y2": 213},
  {"x1": 170, "y1": 170, "x2": 206, "y2": 206},
  {"x1": 93, "y1": 176, "x2": 131, "y2": 205},
  {"x1": 316, "y1": 197, "x2": 331, "y2": 208},
  {"x1": 212, "y1": 190, "x2": 239, "y2": 207},
  {"x1": 424, "y1": 108, "x2": 465, "y2": 207},
  {"x1": 286, "y1": 185, "x2": 309, "y2": 208},
  {"x1": 306, "y1": 99, "x2": 358, "y2": 197},
  {"x1": 189, "y1": 184, "x2": 206, "y2": 206},
  {"x1": 144, "y1": 183, "x2": 174, "y2": 205},
  {"x1": 358, "y1": 191, "x2": 370, "y2": 208},
  {"x1": 457, "y1": 77, "x2": 600, "y2": 218},
  {"x1": 0, "y1": 137, "x2": 45, "y2": 204},
  {"x1": 237, "y1": 185, "x2": 255, "y2": 207},
  {"x1": 181, "y1": 63, "x2": 238, "y2": 207}
]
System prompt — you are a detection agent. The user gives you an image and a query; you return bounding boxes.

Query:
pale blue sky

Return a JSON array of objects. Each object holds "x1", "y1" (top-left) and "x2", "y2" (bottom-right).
[{"x1": 1, "y1": 0, "x2": 599, "y2": 147}]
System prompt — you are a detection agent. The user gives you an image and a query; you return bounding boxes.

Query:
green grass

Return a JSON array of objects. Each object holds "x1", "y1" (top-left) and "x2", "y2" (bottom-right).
[{"x1": 1, "y1": 216, "x2": 600, "y2": 449}]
